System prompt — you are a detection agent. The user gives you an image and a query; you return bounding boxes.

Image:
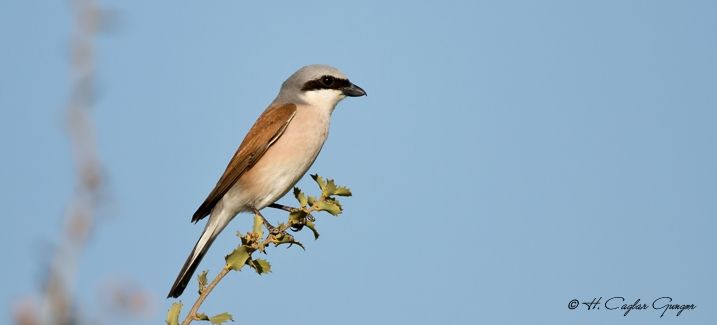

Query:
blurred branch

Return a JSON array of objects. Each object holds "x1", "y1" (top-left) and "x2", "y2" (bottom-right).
[
  {"x1": 98, "y1": 278, "x2": 154, "y2": 321},
  {"x1": 38, "y1": 0, "x2": 103, "y2": 324},
  {"x1": 13, "y1": 2, "x2": 151, "y2": 324}
]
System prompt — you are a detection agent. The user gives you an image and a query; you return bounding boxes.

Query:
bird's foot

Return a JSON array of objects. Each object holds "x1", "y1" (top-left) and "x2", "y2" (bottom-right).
[
  {"x1": 261, "y1": 216, "x2": 282, "y2": 235},
  {"x1": 251, "y1": 208, "x2": 281, "y2": 236}
]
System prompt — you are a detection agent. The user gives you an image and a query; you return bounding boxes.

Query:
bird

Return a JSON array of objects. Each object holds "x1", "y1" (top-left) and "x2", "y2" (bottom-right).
[{"x1": 167, "y1": 64, "x2": 365, "y2": 298}]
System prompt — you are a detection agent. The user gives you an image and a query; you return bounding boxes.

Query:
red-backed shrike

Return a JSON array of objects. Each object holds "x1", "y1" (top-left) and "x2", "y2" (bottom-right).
[{"x1": 167, "y1": 65, "x2": 365, "y2": 298}]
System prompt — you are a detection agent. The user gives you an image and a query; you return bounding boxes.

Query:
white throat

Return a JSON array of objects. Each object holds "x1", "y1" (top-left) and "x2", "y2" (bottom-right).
[{"x1": 300, "y1": 89, "x2": 345, "y2": 114}]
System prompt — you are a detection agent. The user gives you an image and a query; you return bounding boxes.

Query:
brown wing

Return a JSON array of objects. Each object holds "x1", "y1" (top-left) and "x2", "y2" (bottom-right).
[{"x1": 191, "y1": 103, "x2": 297, "y2": 222}]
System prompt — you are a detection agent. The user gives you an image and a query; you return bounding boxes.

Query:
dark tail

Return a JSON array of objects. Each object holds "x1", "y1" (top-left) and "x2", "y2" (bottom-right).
[{"x1": 167, "y1": 224, "x2": 220, "y2": 298}]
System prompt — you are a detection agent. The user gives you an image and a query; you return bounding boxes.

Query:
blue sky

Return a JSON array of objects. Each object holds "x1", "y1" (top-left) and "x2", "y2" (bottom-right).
[{"x1": 1, "y1": 1, "x2": 715, "y2": 324}]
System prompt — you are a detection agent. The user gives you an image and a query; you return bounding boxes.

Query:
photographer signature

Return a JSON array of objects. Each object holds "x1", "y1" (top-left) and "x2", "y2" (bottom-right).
[{"x1": 568, "y1": 296, "x2": 696, "y2": 317}]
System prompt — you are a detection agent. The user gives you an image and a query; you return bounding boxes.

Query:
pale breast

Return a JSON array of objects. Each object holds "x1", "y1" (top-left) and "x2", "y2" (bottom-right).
[{"x1": 222, "y1": 106, "x2": 330, "y2": 211}]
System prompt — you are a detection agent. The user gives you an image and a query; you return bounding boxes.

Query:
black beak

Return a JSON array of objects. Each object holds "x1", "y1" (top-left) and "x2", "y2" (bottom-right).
[{"x1": 342, "y1": 82, "x2": 366, "y2": 97}]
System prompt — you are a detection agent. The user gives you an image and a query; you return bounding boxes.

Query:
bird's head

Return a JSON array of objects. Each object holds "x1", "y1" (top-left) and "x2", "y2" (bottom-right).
[{"x1": 274, "y1": 64, "x2": 366, "y2": 110}]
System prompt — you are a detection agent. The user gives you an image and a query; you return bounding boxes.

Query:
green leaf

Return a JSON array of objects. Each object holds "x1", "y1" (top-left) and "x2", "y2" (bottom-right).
[
  {"x1": 293, "y1": 187, "x2": 308, "y2": 207},
  {"x1": 332, "y1": 185, "x2": 352, "y2": 197},
  {"x1": 196, "y1": 313, "x2": 210, "y2": 321},
  {"x1": 311, "y1": 174, "x2": 326, "y2": 192},
  {"x1": 305, "y1": 219, "x2": 320, "y2": 239},
  {"x1": 209, "y1": 312, "x2": 234, "y2": 324},
  {"x1": 197, "y1": 270, "x2": 208, "y2": 294},
  {"x1": 166, "y1": 302, "x2": 182, "y2": 325},
  {"x1": 288, "y1": 210, "x2": 307, "y2": 227},
  {"x1": 322, "y1": 178, "x2": 338, "y2": 197},
  {"x1": 313, "y1": 176, "x2": 352, "y2": 197},
  {"x1": 307, "y1": 195, "x2": 317, "y2": 206},
  {"x1": 315, "y1": 199, "x2": 343, "y2": 216},
  {"x1": 273, "y1": 232, "x2": 305, "y2": 250},
  {"x1": 225, "y1": 245, "x2": 252, "y2": 271},
  {"x1": 248, "y1": 258, "x2": 272, "y2": 274}
]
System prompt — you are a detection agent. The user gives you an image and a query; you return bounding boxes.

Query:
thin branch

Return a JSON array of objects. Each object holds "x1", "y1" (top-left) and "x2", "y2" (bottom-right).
[
  {"x1": 172, "y1": 177, "x2": 351, "y2": 324},
  {"x1": 181, "y1": 267, "x2": 231, "y2": 325}
]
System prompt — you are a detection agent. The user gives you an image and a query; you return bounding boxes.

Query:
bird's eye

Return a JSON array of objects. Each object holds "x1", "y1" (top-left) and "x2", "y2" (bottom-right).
[{"x1": 321, "y1": 75, "x2": 335, "y2": 87}]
